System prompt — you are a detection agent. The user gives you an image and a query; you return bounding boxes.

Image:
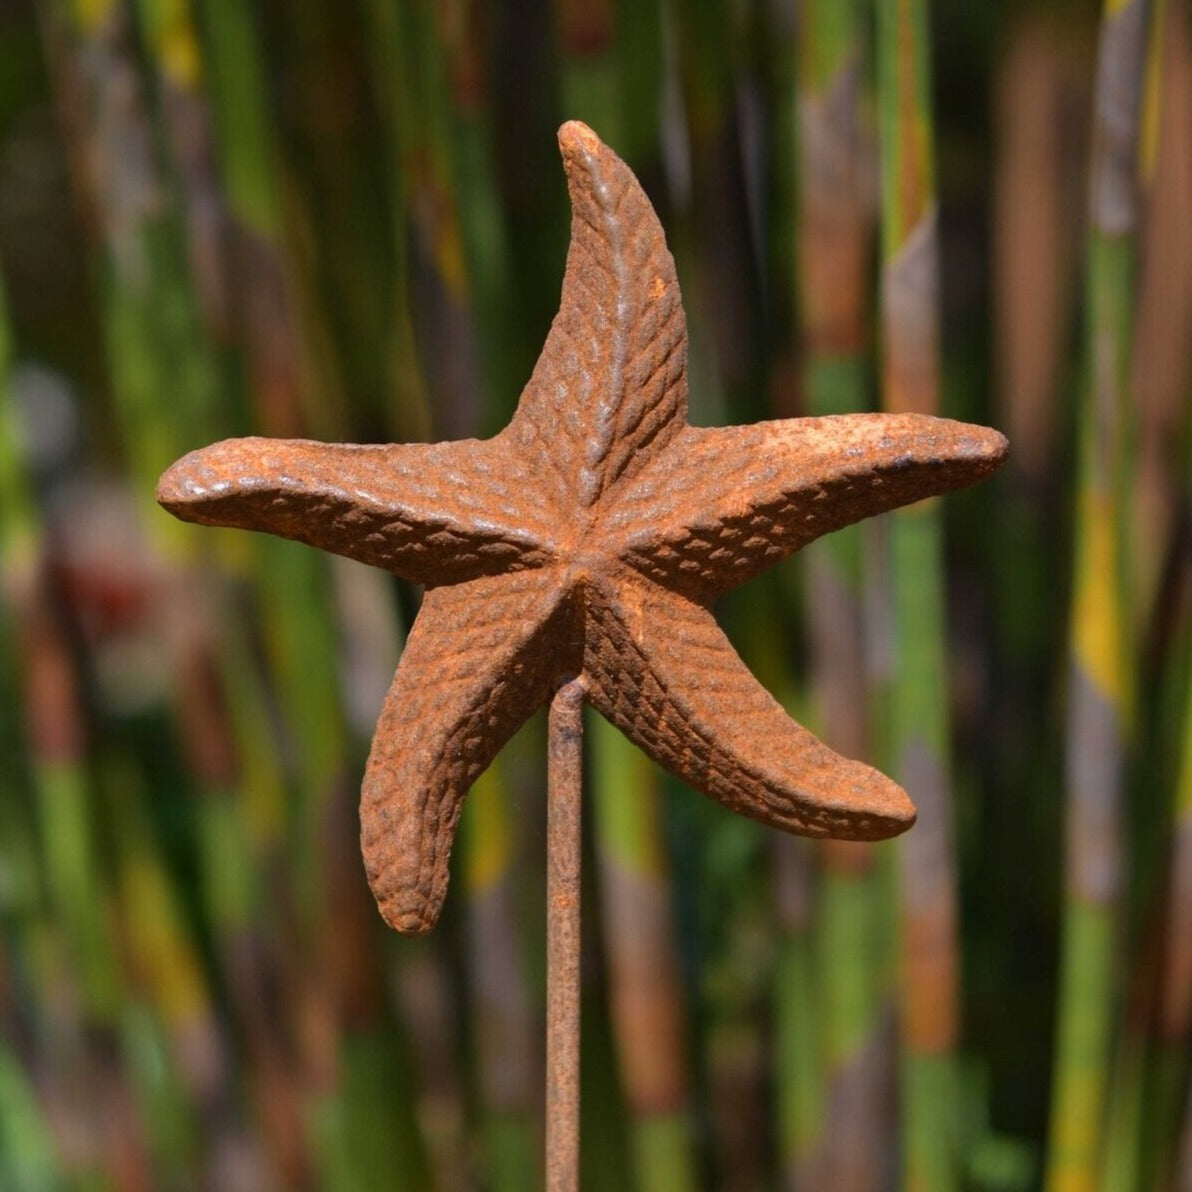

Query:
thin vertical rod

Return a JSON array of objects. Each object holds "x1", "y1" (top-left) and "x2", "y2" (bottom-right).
[{"x1": 546, "y1": 677, "x2": 586, "y2": 1192}]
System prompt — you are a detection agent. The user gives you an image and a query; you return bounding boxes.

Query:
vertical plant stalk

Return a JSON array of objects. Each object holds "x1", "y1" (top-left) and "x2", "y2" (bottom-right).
[
  {"x1": 1160, "y1": 587, "x2": 1192, "y2": 1184},
  {"x1": 133, "y1": 0, "x2": 233, "y2": 340},
  {"x1": 1130, "y1": 0, "x2": 1192, "y2": 628},
  {"x1": 993, "y1": 16, "x2": 1070, "y2": 488},
  {"x1": 673, "y1": 0, "x2": 765, "y2": 416},
  {"x1": 876, "y1": 0, "x2": 959, "y2": 1186},
  {"x1": 547, "y1": 678, "x2": 587, "y2": 1192},
  {"x1": 796, "y1": 0, "x2": 891, "y2": 1186},
  {"x1": 1180, "y1": 1092, "x2": 1192, "y2": 1192},
  {"x1": 1158, "y1": 574, "x2": 1192, "y2": 1172},
  {"x1": 200, "y1": 0, "x2": 321, "y2": 441},
  {"x1": 463, "y1": 764, "x2": 538, "y2": 1192},
  {"x1": 1046, "y1": 2, "x2": 1150, "y2": 1189},
  {"x1": 990, "y1": 13, "x2": 1073, "y2": 688},
  {"x1": 591, "y1": 716, "x2": 697, "y2": 1191},
  {"x1": 773, "y1": 835, "x2": 824, "y2": 1190},
  {"x1": 1101, "y1": 8, "x2": 1175, "y2": 1187}
]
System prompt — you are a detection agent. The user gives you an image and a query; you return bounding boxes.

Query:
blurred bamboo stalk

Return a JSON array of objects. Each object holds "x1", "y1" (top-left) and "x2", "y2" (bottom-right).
[
  {"x1": 993, "y1": 17, "x2": 1071, "y2": 489},
  {"x1": 591, "y1": 717, "x2": 697, "y2": 1192},
  {"x1": 462, "y1": 765, "x2": 538, "y2": 1192},
  {"x1": 1180, "y1": 1097, "x2": 1192, "y2": 1192},
  {"x1": 793, "y1": 1, "x2": 893, "y2": 1187},
  {"x1": 1101, "y1": 4, "x2": 1192, "y2": 1185},
  {"x1": 200, "y1": 0, "x2": 325, "y2": 440},
  {"x1": 1159, "y1": 637, "x2": 1192, "y2": 1185},
  {"x1": 1045, "y1": 0, "x2": 1151, "y2": 1188},
  {"x1": 365, "y1": 0, "x2": 481, "y2": 440},
  {"x1": 672, "y1": 0, "x2": 764, "y2": 418},
  {"x1": 1131, "y1": 0, "x2": 1192, "y2": 628},
  {"x1": 876, "y1": 0, "x2": 963, "y2": 1186},
  {"x1": 772, "y1": 835, "x2": 823, "y2": 1190},
  {"x1": 877, "y1": 0, "x2": 967, "y2": 1182},
  {"x1": 133, "y1": 0, "x2": 233, "y2": 342}
]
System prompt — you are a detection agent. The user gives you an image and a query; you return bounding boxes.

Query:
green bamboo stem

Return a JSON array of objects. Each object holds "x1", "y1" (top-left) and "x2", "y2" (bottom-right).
[
  {"x1": 363, "y1": 0, "x2": 479, "y2": 439},
  {"x1": 795, "y1": 1, "x2": 895, "y2": 1184},
  {"x1": 1178, "y1": 1096, "x2": 1192, "y2": 1192},
  {"x1": 672, "y1": 0, "x2": 764, "y2": 420},
  {"x1": 990, "y1": 11, "x2": 1072, "y2": 685},
  {"x1": 1046, "y1": 2, "x2": 1150, "y2": 1189},
  {"x1": 1129, "y1": 0, "x2": 1190, "y2": 632},
  {"x1": 438, "y1": 11, "x2": 525, "y2": 434},
  {"x1": 875, "y1": 0, "x2": 964, "y2": 1186},
  {"x1": 1158, "y1": 591, "x2": 1192, "y2": 1187},
  {"x1": 889, "y1": 500, "x2": 959, "y2": 1192},
  {"x1": 200, "y1": 0, "x2": 346, "y2": 441},
  {"x1": 106, "y1": 756, "x2": 229, "y2": 1185},
  {"x1": 590, "y1": 715, "x2": 698, "y2": 1192},
  {"x1": 461, "y1": 764, "x2": 538, "y2": 1192},
  {"x1": 773, "y1": 835, "x2": 824, "y2": 1190},
  {"x1": 987, "y1": 26, "x2": 1076, "y2": 1118},
  {"x1": 993, "y1": 14, "x2": 1071, "y2": 489},
  {"x1": 711, "y1": 610, "x2": 803, "y2": 1192},
  {"x1": 1100, "y1": 11, "x2": 1173, "y2": 1188},
  {"x1": 259, "y1": 0, "x2": 393, "y2": 436},
  {"x1": 132, "y1": 0, "x2": 232, "y2": 340}
]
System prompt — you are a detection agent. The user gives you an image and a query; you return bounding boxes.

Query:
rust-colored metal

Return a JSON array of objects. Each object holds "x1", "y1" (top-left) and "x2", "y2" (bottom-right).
[
  {"x1": 157, "y1": 120, "x2": 1008, "y2": 938},
  {"x1": 545, "y1": 678, "x2": 585, "y2": 1192}
]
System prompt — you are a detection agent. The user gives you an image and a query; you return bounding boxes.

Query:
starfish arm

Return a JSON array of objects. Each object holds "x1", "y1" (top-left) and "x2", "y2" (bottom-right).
[
  {"x1": 604, "y1": 413, "x2": 1008, "y2": 601},
  {"x1": 506, "y1": 121, "x2": 689, "y2": 509},
  {"x1": 583, "y1": 574, "x2": 916, "y2": 840},
  {"x1": 156, "y1": 435, "x2": 558, "y2": 584},
  {"x1": 361, "y1": 569, "x2": 580, "y2": 934}
]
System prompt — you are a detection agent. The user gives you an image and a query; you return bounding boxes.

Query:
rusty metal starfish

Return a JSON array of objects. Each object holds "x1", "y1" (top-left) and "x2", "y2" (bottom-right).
[{"x1": 157, "y1": 120, "x2": 1007, "y2": 938}]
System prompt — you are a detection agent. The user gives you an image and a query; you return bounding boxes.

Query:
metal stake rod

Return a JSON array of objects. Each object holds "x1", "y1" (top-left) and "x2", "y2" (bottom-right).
[{"x1": 546, "y1": 677, "x2": 586, "y2": 1192}]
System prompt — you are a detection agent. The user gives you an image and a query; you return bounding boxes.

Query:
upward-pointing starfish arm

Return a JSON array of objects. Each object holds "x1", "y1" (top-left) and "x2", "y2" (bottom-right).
[
  {"x1": 507, "y1": 121, "x2": 689, "y2": 510},
  {"x1": 583, "y1": 574, "x2": 916, "y2": 840},
  {"x1": 604, "y1": 413, "x2": 1008, "y2": 602},
  {"x1": 362, "y1": 569, "x2": 581, "y2": 934},
  {"x1": 157, "y1": 434, "x2": 559, "y2": 585}
]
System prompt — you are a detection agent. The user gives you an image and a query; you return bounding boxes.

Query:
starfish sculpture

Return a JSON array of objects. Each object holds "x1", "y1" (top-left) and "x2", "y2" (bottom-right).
[{"x1": 158, "y1": 121, "x2": 1007, "y2": 936}]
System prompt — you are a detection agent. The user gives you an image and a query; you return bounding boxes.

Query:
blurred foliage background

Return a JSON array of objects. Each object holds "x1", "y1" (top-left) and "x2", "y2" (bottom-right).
[{"x1": 0, "y1": 0, "x2": 1190, "y2": 1189}]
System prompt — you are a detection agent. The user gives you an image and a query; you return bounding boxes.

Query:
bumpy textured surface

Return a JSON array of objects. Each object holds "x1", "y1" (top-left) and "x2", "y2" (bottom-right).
[{"x1": 157, "y1": 120, "x2": 1009, "y2": 934}]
